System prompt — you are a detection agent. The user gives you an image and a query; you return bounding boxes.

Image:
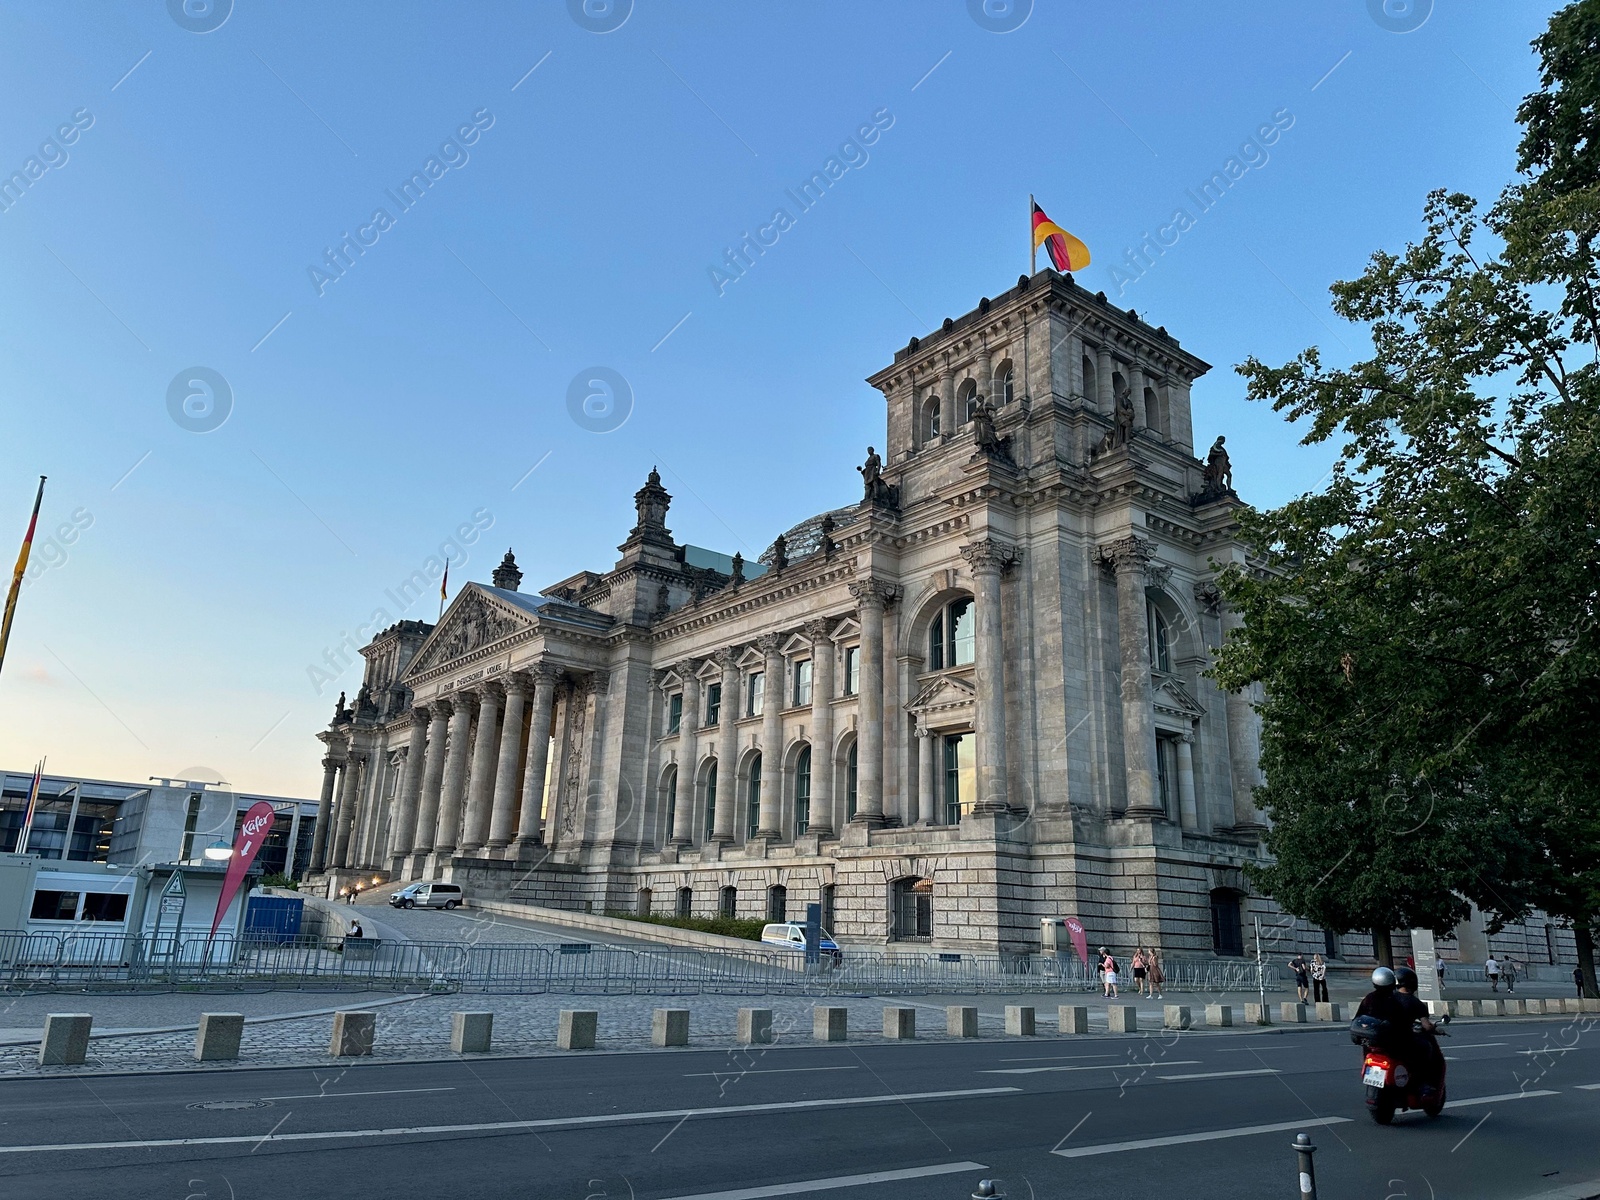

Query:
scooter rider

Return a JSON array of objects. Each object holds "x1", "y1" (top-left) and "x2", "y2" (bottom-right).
[{"x1": 1357, "y1": 966, "x2": 1440, "y2": 1095}]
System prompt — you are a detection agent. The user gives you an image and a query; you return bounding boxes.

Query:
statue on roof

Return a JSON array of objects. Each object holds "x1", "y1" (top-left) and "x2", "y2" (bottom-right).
[
  {"x1": 492, "y1": 548, "x2": 523, "y2": 591},
  {"x1": 1193, "y1": 435, "x2": 1236, "y2": 504},
  {"x1": 856, "y1": 446, "x2": 898, "y2": 508},
  {"x1": 730, "y1": 552, "x2": 745, "y2": 584},
  {"x1": 770, "y1": 533, "x2": 789, "y2": 571}
]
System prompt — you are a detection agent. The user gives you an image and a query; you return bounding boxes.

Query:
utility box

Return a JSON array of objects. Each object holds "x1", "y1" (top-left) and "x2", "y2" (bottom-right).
[{"x1": 244, "y1": 895, "x2": 303, "y2": 944}]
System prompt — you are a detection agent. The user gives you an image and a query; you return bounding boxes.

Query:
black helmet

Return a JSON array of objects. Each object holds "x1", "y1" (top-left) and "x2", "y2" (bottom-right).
[
  {"x1": 1394, "y1": 966, "x2": 1418, "y2": 991},
  {"x1": 1371, "y1": 966, "x2": 1397, "y2": 990}
]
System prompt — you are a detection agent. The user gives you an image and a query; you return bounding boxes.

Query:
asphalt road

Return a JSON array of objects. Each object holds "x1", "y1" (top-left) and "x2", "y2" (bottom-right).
[{"x1": 2, "y1": 1017, "x2": 1597, "y2": 1200}]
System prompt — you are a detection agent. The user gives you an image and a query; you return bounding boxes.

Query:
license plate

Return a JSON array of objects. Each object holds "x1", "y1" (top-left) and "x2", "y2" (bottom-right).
[{"x1": 1363, "y1": 1065, "x2": 1389, "y2": 1087}]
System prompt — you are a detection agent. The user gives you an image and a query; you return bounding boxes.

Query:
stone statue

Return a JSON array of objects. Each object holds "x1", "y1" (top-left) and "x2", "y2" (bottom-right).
[
  {"x1": 770, "y1": 533, "x2": 789, "y2": 571},
  {"x1": 819, "y1": 514, "x2": 837, "y2": 556},
  {"x1": 1113, "y1": 385, "x2": 1136, "y2": 446},
  {"x1": 333, "y1": 691, "x2": 348, "y2": 721},
  {"x1": 856, "y1": 447, "x2": 898, "y2": 507},
  {"x1": 972, "y1": 396, "x2": 999, "y2": 451},
  {"x1": 730, "y1": 552, "x2": 745, "y2": 584},
  {"x1": 1203, "y1": 436, "x2": 1233, "y2": 493}
]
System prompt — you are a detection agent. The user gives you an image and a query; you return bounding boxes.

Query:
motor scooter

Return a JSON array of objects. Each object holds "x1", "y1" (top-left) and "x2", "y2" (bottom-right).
[{"x1": 1349, "y1": 1014, "x2": 1449, "y2": 1124}]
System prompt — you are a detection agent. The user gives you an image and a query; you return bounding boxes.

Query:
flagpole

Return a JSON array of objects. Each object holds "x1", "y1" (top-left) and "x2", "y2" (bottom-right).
[
  {"x1": 0, "y1": 475, "x2": 46, "y2": 680},
  {"x1": 1029, "y1": 193, "x2": 1036, "y2": 275},
  {"x1": 19, "y1": 758, "x2": 45, "y2": 855}
]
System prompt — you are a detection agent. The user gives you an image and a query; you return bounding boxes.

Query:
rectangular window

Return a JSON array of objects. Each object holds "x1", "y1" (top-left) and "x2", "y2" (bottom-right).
[
  {"x1": 30, "y1": 890, "x2": 80, "y2": 921},
  {"x1": 748, "y1": 672, "x2": 764, "y2": 717},
  {"x1": 1155, "y1": 736, "x2": 1176, "y2": 816},
  {"x1": 79, "y1": 892, "x2": 129, "y2": 922},
  {"x1": 942, "y1": 734, "x2": 975, "y2": 824},
  {"x1": 793, "y1": 660, "x2": 812, "y2": 707},
  {"x1": 668, "y1": 693, "x2": 682, "y2": 734},
  {"x1": 928, "y1": 613, "x2": 945, "y2": 671},
  {"x1": 180, "y1": 792, "x2": 203, "y2": 860},
  {"x1": 843, "y1": 647, "x2": 859, "y2": 695},
  {"x1": 821, "y1": 883, "x2": 836, "y2": 935},
  {"x1": 949, "y1": 599, "x2": 975, "y2": 666},
  {"x1": 705, "y1": 682, "x2": 722, "y2": 726}
]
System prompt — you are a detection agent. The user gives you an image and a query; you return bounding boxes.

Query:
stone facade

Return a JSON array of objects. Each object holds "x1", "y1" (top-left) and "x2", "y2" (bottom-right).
[{"x1": 309, "y1": 268, "x2": 1293, "y2": 956}]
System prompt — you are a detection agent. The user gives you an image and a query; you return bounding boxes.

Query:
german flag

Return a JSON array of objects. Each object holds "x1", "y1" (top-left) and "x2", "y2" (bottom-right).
[{"x1": 1032, "y1": 201, "x2": 1090, "y2": 273}]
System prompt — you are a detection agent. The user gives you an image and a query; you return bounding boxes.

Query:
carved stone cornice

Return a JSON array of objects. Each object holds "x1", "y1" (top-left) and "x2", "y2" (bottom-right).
[
  {"x1": 1193, "y1": 580, "x2": 1223, "y2": 617},
  {"x1": 958, "y1": 538, "x2": 1020, "y2": 575}
]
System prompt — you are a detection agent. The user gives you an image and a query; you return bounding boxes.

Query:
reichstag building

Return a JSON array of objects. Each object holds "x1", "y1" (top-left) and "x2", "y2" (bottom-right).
[{"x1": 309, "y1": 268, "x2": 1279, "y2": 955}]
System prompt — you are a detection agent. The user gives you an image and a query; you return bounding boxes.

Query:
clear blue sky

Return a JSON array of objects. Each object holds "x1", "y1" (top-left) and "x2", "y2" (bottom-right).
[{"x1": 0, "y1": 1, "x2": 1559, "y2": 797}]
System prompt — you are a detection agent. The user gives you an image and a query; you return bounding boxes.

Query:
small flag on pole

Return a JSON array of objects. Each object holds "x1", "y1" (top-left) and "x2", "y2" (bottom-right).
[
  {"x1": 1031, "y1": 199, "x2": 1091, "y2": 274},
  {"x1": 438, "y1": 563, "x2": 449, "y2": 620},
  {"x1": 18, "y1": 761, "x2": 43, "y2": 854},
  {"x1": 0, "y1": 475, "x2": 47, "y2": 679}
]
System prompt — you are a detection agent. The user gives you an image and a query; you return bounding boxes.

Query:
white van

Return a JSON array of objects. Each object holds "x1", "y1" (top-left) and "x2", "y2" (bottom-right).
[
  {"x1": 388, "y1": 883, "x2": 464, "y2": 910},
  {"x1": 760, "y1": 922, "x2": 842, "y2": 962}
]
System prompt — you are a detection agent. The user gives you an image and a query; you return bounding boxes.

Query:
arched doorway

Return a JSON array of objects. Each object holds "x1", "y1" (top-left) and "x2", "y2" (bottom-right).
[
  {"x1": 891, "y1": 876, "x2": 933, "y2": 941},
  {"x1": 1211, "y1": 888, "x2": 1244, "y2": 957}
]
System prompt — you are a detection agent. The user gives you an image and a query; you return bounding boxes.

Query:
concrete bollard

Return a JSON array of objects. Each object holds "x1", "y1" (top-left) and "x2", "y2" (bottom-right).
[
  {"x1": 1058, "y1": 1005, "x2": 1090, "y2": 1034},
  {"x1": 1315, "y1": 1002, "x2": 1344, "y2": 1022},
  {"x1": 1503, "y1": 999, "x2": 1526, "y2": 1015},
  {"x1": 1005, "y1": 1006, "x2": 1036, "y2": 1036},
  {"x1": 1564, "y1": 998, "x2": 1585, "y2": 1014},
  {"x1": 452, "y1": 1011, "x2": 494, "y2": 1053},
  {"x1": 1107, "y1": 1005, "x2": 1138, "y2": 1033},
  {"x1": 1279, "y1": 1002, "x2": 1307, "y2": 1024},
  {"x1": 1479, "y1": 999, "x2": 1505, "y2": 1018},
  {"x1": 652, "y1": 1009, "x2": 690, "y2": 1047},
  {"x1": 947, "y1": 1006, "x2": 979, "y2": 1037},
  {"x1": 1163, "y1": 1005, "x2": 1192, "y2": 1031},
  {"x1": 194, "y1": 1012, "x2": 244, "y2": 1062},
  {"x1": 814, "y1": 1007, "x2": 848, "y2": 1042},
  {"x1": 39, "y1": 1014, "x2": 92, "y2": 1067},
  {"x1": 1206, "y1": 1004, "x2": 1234, "y2": 1027},
  {"x1": 1245, "y1": 1003, "x2": 1273, "y2": 1026},
  {"x1": 557, "y1": 1010, "x2": 598, "y2": 1050},
  {"x1": 1583, "y1": 998, "x2": 1600, "y2": 1014},
  {"x1": 737, "y1": 1008, "x2": 774, "y2": 1045},
  {"x1": 883, "y1": 1007, "x2": 916, "y2": 1039},
  {"x1": 1426, "y1": 1000, "x2": 1450, "y2": 1018},
  {"x1": 1524, "y1": 999, "x2": 1545, "y2": 1015},
  {"x1": 329, "y1": 1010, "x2": 375, "y2": 1057}
]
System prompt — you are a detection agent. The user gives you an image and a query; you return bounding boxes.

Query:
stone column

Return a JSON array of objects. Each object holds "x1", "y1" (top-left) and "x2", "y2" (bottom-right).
[
  {"x1": 1221, "y1": 607, "x2": 1265, "y2": 829},
  {"x1": 333, "y1": 747, "x2": 365, "y2": 867},
  {"x1": 488, "y1": 676, "x2": 528, "y2": 849},
  {"x1": 918, "y1": 726, "x2": 938, "y2": 825},
  {"x1": 515, "y1": 665, "x2": 560, "y2": 848},
  {"x1": 1101, "y1": 536, "x2": 1161, "y2": 815},
  {"x1": 805, "y1": 620, "x2": 835, "y2": 838},
  {"x1": 1066, "y1": 329, "x2": 1084, "y2": 397},
  {"x1": 962, "y1": 540, "x2": 1015, "y2": 814},
  {"x1": 1176, "y1": 732, "x2": 1198, "y2": 829},
  {"x1": 752, "y1": 635, "x2": 786, "y2": 838},
  {"x1": 434, "y1": 694, "x2": 476, "y2": 856},
  {"x1": 849, "y1": 580, "x2": 893, "y2": 825},
  {"x1": 976, "y1": 346, "x2": 993, "y2": 403},
  {"x1": 1095, "y1": 344, "x2": 1114, "y2": 414},
  {"x1": 671, "y1": 665, "x2": 702, "y2": 846},
  {"x1": 1129, "y1": 361, "x2": 1147, "y2": 430},
  {"x1": 941, "y1": 370, "x2": 957, "y2": 429},
  {"x1": 411, "y1": 701, "x2": 450, "y2": 855},
  {"x1": 310, "y1": 755, "x2": 339, "y2": 871},
  {"x1": 389, "y1": 716, "x2": 427, "y2": 859},
  {"x1": 713, "y1": 649, "x2": 740, "y2": 844},
  {"x1": 461, "y1": 686, "x2": 503, "y2": 854}
]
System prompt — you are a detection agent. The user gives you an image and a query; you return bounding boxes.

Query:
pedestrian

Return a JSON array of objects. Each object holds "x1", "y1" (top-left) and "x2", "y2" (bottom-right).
[
  {"x1": 1503, "y1": 958, "x2": 1517, "y2": 994},
  {"x1": 1311, "y1": 953, "x2": 1329, "y2": 1004},
  {"x1": 348, "y1": 919, "x2": 363, "y2": 939},
  {"x1": 1147, "y1": 947, "x2": 1165, "y2": 1000},
  {"x1": 1486, "y1": 954, "x2": 1501, "y2": 993},
  {"x1": 1576, "y1": 965, "x2": 1586, "y2": 999},
  {"x1": 1132, "y1": 948, "x2": 1149, "y2": 998},
  {"x1": 1289, "y1": 952, "x2": 1310, "y2": 1003},
  {"x1": 1437, "y1": 959, "x2": 1446, "y2": 995},
  {"x1": 1099, "y1": 947, "x2": 1119, "y2": 998}
]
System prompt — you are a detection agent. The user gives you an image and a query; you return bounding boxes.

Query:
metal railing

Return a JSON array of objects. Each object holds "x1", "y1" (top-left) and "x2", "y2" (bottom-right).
[{"x1": 0, "y1": 930, "x2": 1282, "y2": 997}]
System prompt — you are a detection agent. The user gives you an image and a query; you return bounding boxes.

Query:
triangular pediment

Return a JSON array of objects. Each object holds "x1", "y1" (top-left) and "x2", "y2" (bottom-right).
[
  {"x1": 906, "y1": 672, "x2": 978, "y2": 714},
  {"x1": 1153, "y1": 673, "x2": 1206, "y2": 721},
  {"x1": 405, "y1": 585, "x2": 537, "y2": 679}
]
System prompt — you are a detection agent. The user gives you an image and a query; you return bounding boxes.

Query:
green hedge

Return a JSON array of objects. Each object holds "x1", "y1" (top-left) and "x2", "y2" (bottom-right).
[{"x1": 603, "y1": 911, "x2": 766, "y2": 941}]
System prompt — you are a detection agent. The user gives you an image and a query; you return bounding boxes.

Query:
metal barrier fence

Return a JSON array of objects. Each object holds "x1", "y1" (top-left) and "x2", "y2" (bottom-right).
[{"x1": 0, "y1": 930, "x2": 1282, "y2": 997}]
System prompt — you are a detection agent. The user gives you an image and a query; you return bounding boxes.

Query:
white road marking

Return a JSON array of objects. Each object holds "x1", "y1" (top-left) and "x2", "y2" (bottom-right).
[
  {"x1": 1449, "y1": 1090, "x2": 1559, "y2": 1108},
  {"x1": 653, "y1": 1161, "x2": 988, "y2": 1200},
  {"x1": 259, "y1": 1087, "x2": 456, "y2": 1100},
  {"x1": 1053, "y1": 1116, "x2": 1352, "y2": 1158},
  {"x1": 1574, "y1": 1084, "x2": 1600, "y2": 1090},
  {"x1": 1450, "y1": 1042, "x2": 1508, "y2": 1048},
  {"x1": 683, "y1": 1067, "x2": 858, "y2": 1078},
  {"x1": 986, "y1": 1060, "x2": 1201, "y2": 1076},
  {"x1": 996, "y1": 1054, "x2": 1120, "y2": 1063},
  {"x1": 1519, "y1": 1048, "x2": 1579, "y2": 1054},
  {"x1": 1157, "y1": 1069, "x2": 1280, "y2": 1081},
  {"x1": 0, "y1": 1088, "x2": 1022, "y2": 1155}
]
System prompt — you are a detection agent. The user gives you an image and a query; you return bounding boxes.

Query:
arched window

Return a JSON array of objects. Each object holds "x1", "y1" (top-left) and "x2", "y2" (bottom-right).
[
  {"x1": 1081, "y1": 354, "x2": 1097, "y2": 400},
  {"x1": 928, "y1": 597, "x2": 975, "y2": 670},
  {"x1": 662, "y1": 766, "x2": 678, "y2": 843},
  {"x1": 891, "y1": 877, "x2": 933, "y2": 941},
  {"x1": 957, "y1": 379, "x2": 978, "y2": 424},
  {"x1": 923, "y1": 395, "x2": 942, "y2": 441},
  {"x1": 1144, "y1": 385, "x2": 1164, "y2": 434},
  {"x1": 995, "y1": 359, "x2": 1015, "y2": 405},
  {"x1": 767, "y1": 884, "x2": 787, "y2": 922},
  {"x1": 846, "y1": 742, "x2": 858, "y2": 820},
  {"x1": 747, "y1": 754, "x2": 762, "y2": 838},
  {"x1": 676, "y1": 886, "x2": 693, "y2": 917},
  {"x1": 1211, "y1": 888, "x2": 1244, "y2": 956},
  {"x1": 719, "y1": 885, "x2": 737, "y2": 918},
  {"x1": 636, "y1": 887, "x2": 652, "y2": 916},
  {"x1": 794, "y1": 747, "x2": 812, "y2": 835},
  {"x1": 704, "y1": 761, "x2": 718, "y2": 841},
  {"x1": 1147, "y1": 600, "x2": 1171, "y2": 672}
]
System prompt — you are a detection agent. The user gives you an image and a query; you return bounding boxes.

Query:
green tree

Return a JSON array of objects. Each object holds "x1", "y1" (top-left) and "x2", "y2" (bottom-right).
[{"x1": 1213, "y1": 1, "x2": 1600, "y2": 987}]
